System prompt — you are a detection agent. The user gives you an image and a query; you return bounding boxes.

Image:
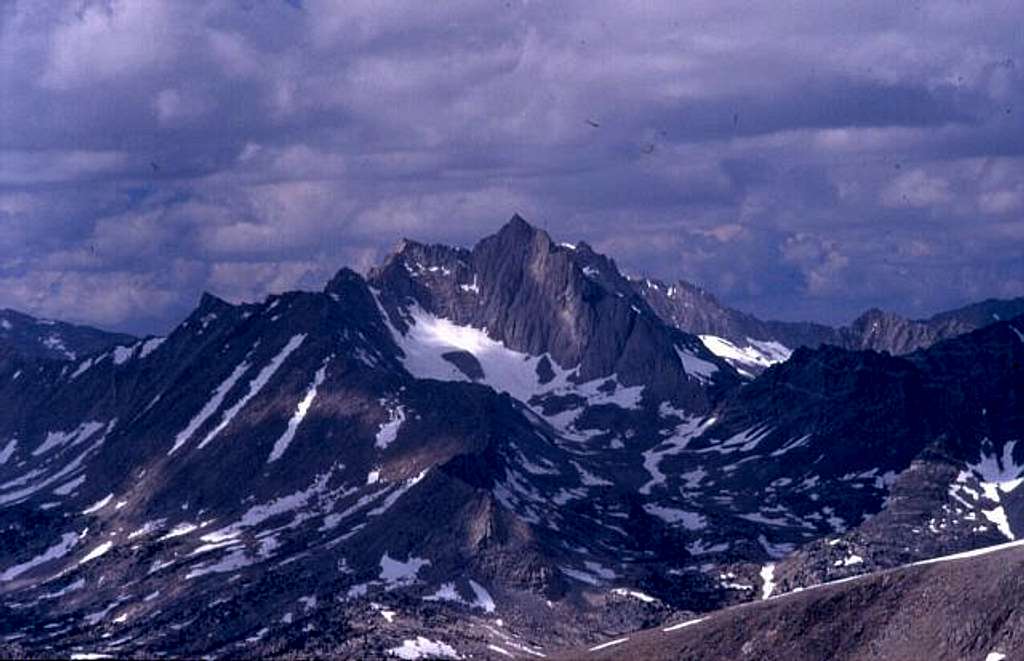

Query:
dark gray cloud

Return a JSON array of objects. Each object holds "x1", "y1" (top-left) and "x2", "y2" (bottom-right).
[{"x1": 0, "y1": 0, "x2": 1021, "y2": 333}]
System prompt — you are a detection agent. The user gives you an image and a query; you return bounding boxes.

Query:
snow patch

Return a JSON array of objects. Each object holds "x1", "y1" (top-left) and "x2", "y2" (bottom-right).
[
  {"x1": 82, "y1": 493, "x2": 114, "y2": 515},
  {"x1": 159, "y1": 522, "x2": 199, "y2": 540},
  {"x1": 468, "y1": 579, "x2": 496, "y2": 613},
  {"x1": 139, "y1": 337, "x2": 165, "y2": 359},
  {"x1": 379, "y1": 553, "x2": 430, "y2": 590},
  {"x1": 389, "y1": 637, "x2": 459, "y2": 659},
  {"x1": 911, "y1": 538, "x2": 1024, "y2": 567},
  {"x1": 375, "y1": 295, "x2": 643, "y2": 418},
  {"x1": 0, "y1": 532, "x2": 79, "y2": 581},
  {"x1": 1009, "y1": 324, "x2": 1024, "y2": 344},
  {"x1": 611, "y1": 587, "x2": 657, "y2": 603},
  {"x1": 424, "y1": 583, "x2": 462, "y2": 604},
  {"x1": 186, "y1": 546, "x2": 253, "y2": 579},
  {"x1": 674, "y1": 346, "x2": 718, "y2": 383},
  {"x1": 70, "y1": 357, "x2": 98, "y2": 380},
  {"x1": 0, "y1": 434, "x2": 107, "y2": 506},
  {"x1": 699, "y1": 335, "x2": 791, "y2": 374},
  {"x1": 0, "y1": 439, "x2": 16, "y2": 465},
  {"x1": 760, "y1": 563, "x2": 776, "y2": 599},
  {"x1": 958, "y1": 441, "x2": 1024, "y2": 539},
  {"x1": 43, "y1": 334, "x2": 75, "y2": 360},
  {"x1": 588, "y1": 638, "x2": 629, "y2": 652},
  {"x1": 112, "y1": 345, "x2": 135, "y2": 365},
  {"x1": 34, "y1": 421, "x2": 105, "y2": 457},
  {"x1": 41, "y1": 577, "x2": 86, "y2": 599},
  {"x1": 207, "y1": 472, "x2": 331, "y2": 540},
  {"x1": 643, "y1": 504, "x2": 706, "y2": 530},
  {"x1": 639, "y1": 416, "x2": 714, "y2": 494},
  {"x1": 769, "y1": 434, "x2": 812, "y2": 457},
  {"x1": 459, "y1": 276, "x2": 480, "y2": 294},
  {"x1": 386, "y1": 303, "x2": 541, "y2": 400},
  {"x1": 375, "y1": 404, "x2": 406, "y2": 450},
  {"x1": 79, "y1": 541, "x2": 113, "y2": 565},
  {"x1": 663, "y1": 617, "x2": 707, "y2": 633},
  {"x1": 267, "y1": 360, "x2": 329, "y2": 463},
  {"x1": 53, "y1": 475, "x2": 87, "y2": 496},
  {"x1": 834, "y1": 554, "x2": 863, "y2": 567},
  {"x1": 573, "y1": 461, "x2": 612, "y2": 486}
]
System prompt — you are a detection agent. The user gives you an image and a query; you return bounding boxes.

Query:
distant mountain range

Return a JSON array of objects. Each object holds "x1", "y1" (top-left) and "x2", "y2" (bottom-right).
[
  {"x1": 632, "y1": 275, "x2": 1024, "y2": 375},
  {"x1": 1, "y1": 215, "x2": 1021, "y2": 659},
  {"x1": 0, "y1": 308, "x2": 135, "y2": 362}
]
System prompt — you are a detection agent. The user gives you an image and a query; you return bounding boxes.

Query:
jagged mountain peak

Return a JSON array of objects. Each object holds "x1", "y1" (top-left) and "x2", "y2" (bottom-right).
[
  {"x1": 374, "y1": 215, "x2": 549, "y2": 281},
  {"x1": 2, "y1": 221, "x2": 1022, "y2": 659},
  {"x1": 196, "y1": 290, "x2": 234, "y2": 313},
  {"x1": 365, "y1": 216, "x2": 739, "y2": 406},
  {"x1": 324, "y1": 266, "x2": 371, "y2": 296},
  {"x1": 473, "y1": 214, "x2": 561, "y2": 267},
  {"x1": 498, "y1": 212, "x2": 540, "y2": 237}
]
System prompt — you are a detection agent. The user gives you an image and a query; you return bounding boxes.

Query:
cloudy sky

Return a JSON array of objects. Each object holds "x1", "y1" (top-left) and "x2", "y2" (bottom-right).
[{"x1": 1, "y1": 0, "x2": 1021, "y2": 334}]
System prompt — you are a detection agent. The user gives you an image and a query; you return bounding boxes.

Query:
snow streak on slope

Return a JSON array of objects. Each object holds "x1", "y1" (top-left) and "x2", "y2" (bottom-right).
[
  {"x1": 33, "y1": 421, "x2": 106, "y2": 457},
  {"x1": 79, "y1": 541, "x2": 113, "y2": 565},
  {"x1": 139, "y1": 337, "x2": 165, "y2": 359},
  {"x1": 196, "y1": 335, "x2": 307, "y2": 451},
  {"x1": 0, "y1": 423, "x2": 114, "y2": 507},
  {"x1": 0, "y1": 532, "x2": 79, "y2": 581},
  {"x1": 0, "y1": 439, "x2": 17, "y2": 465},
  {"x1": 168, "y1": 360, "x2": 251, "y2": 456},
  {"x1": 268, "y1": 359, "x2": 329, "y2": 463},
  {"x1": 202, "y1": 471, "x2": 332, "y2": 542}
]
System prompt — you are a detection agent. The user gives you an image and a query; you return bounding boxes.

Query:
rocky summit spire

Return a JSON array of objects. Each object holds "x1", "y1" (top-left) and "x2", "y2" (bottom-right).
[{"x1": 488, "y1": 213, "x2": 553, "y2": 249}]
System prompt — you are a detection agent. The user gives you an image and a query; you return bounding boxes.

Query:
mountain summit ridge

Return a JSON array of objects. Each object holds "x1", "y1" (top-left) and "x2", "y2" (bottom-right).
[{"x1": 4, "y1": 215, "x2": 1021, "y2": 373}]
